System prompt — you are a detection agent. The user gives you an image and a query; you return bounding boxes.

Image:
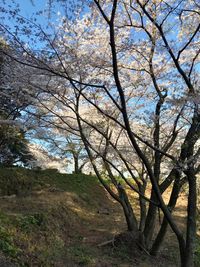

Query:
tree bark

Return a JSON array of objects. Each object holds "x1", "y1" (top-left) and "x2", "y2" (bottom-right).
[
  {"x1": 74, "y1": 154, "x2": 83, "y2": 173},
  {"x1": 138, "y1": 183, "x2": 147, "y2": 232},
  {"x1": 143, "y1": 191, "x2": 158, "y2": 248},
  {"x1": 150, "y1": 172, "x2": 181, "y2": 255},
  {"x1": 183, "y1": 170, "x2": 196, "y2": 267},
  {"x1": 118, "y1": 183, "x2": 138, "y2": 232}
]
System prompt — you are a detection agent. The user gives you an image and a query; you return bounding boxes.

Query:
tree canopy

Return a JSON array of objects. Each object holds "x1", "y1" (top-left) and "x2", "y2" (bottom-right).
[{"x1": 0, "y1": 1, "x2": 199, "y2": 266}]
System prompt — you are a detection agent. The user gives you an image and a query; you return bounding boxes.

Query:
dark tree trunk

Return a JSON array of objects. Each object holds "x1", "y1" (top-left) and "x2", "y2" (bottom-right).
[
  {"x1": 118, "y1": 184, "x2": 138, "y2": 232},
  {"x1": 181, "y1": 111, "x2": 199, "y2": 266},
  {"x1": 150, "y1": 216, "x2": 168, "y2": 256},
  {"x1": 143, "y1": 192, "x2": 158, "y2": 248},
  {"x1": 183, "y1": 170, "x2": 196, "y2": 267},
  {"x1": 143, "y1": 93, "x2": 163, "y2": 247},
  {"x1": 138, "y1": 183, "x2": 147, "y2": 232},
  {"x1": 73, "y1": 154, "x2": 82, "y2": 174},
  {"x1": 150, "y1": 172, "x2": 181, "y2": 255}
]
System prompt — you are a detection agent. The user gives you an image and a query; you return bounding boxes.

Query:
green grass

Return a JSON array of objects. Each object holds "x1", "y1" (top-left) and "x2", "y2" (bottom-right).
[
  {"x1": 0, "y1": 167, "x2": 109, "y2": 266},
  {"x1": 0, "y1": 166, "x2": 38, "y2": 196},
  {"x1": 0, "y1": 167, "x2": 103, "y2": 200},
  {"x1": 36, "y1": 169, "x2": 107, "y2": 206},
  {"x1": 0, "y1": 206, "x2": 71, "y2": 266},
  {"x1": 67, "y1": 244, "x2": 96, "y2": 265},
  {"x1": 39, "y1": 169, "x2": 99, "y2": 193}
]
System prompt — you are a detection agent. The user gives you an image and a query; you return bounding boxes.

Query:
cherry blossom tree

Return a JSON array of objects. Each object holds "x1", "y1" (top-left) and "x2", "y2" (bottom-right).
[{"x1": 0, "y1": 1, "x2": 199, "y2": 266}]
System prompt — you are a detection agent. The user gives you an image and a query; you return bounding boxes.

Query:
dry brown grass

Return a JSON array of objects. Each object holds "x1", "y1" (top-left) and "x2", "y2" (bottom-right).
[{"x1": 0, "y1": 170, "x2": 190, "y2": 266}]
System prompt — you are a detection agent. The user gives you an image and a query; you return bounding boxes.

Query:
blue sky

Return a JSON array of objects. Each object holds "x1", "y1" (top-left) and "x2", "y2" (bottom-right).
[
  {"x1": 0, "y1": 0, "x2": 65, "y2": 51},
  {"x1": 11, "y1": 0, "x2": 60, "y2": 25},
  {"x1": 16, "y1": 0, "x2": 46, "y2": 16},
  {"x1": 1, "y1": 0, "x2": 66, "y2": 30}
]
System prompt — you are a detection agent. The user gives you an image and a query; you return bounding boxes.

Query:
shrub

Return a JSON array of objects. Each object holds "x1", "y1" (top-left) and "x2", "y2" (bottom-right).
[
  {"x1": 0, "y1": 167, "x2": 36, "y2": 196},
  {"x1": 0, "y1": 226, "x2": 20, "y2": 258}
]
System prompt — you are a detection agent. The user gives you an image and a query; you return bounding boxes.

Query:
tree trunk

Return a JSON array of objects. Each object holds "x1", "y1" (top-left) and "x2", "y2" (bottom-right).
[
  {"x1": 150, "y1": 173, "x2": 182, "y2": 255},
  {"x1": 150, "y1": 216, "x2": 168, "y2": 256},
  {"x1": 73, "y1": 154, "x2": 81, "y2": 174},
  {"x1": 138, "y1": 183, "x2": 147, "y2": 232},
  {"x1": 150, "y1": 213, "x2": 186, "y2": 263},
  {"x1": 118, "y1": 184, "x2": 138, "y2": 232},
  {"x1": 183, "y1": 170, "x2": 196, "y2": 267},
  {"x1": 143, "y1": 191, "x2": 158, "y2": 248}
]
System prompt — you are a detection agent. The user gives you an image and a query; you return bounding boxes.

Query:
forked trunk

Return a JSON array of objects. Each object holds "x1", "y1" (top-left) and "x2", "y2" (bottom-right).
[{"x1": 150, "y1": 175, "x2": 182, "y2": 255}]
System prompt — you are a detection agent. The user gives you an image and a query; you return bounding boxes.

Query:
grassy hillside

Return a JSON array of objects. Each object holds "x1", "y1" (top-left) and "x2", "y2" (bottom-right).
[
  {"x1": 0, "y1": 167, "x2": 126, "y2": 266},
  {"x1": 0, "y1": 167, "x2": 198, "y2": 266}
]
